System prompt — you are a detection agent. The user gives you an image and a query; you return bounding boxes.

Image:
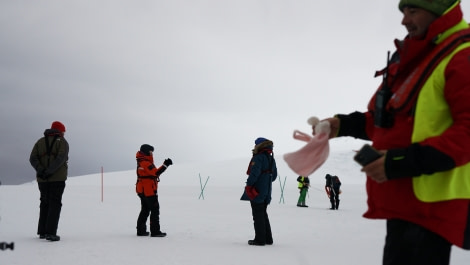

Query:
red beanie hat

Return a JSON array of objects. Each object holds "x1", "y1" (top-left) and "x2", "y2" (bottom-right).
[{"x1": 51, "y1": 121, "x2": 66, "y2": 133}]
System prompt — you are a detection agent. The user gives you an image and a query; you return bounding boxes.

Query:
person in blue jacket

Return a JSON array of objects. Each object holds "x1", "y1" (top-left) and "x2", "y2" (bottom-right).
[{"x1": 241, "y1": 137, "x2": 278, "y2": 246}]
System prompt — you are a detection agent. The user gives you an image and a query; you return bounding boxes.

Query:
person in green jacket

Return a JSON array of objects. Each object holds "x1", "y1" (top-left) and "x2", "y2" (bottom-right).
[
  {"x1": 29, "y1": 121, "x2": 69, "y2": 242},
  {"x1": 296, "y1": 176, "x2": 310, "y2": 207}
]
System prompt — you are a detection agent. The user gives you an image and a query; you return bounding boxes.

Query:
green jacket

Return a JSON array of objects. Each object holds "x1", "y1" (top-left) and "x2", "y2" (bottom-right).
[{"x1": 30, "y1": 128, "x2": 69, "y2": 182}]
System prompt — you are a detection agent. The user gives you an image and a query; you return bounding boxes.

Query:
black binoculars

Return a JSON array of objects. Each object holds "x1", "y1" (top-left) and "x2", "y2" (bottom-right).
[{"x1": 0, "y1": 242, "x2": 14, "y2": 251}]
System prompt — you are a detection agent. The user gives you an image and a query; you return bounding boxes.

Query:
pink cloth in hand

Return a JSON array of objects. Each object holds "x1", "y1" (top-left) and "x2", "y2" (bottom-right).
[{"x1": 283, "y1": 118, "x2": 330, "y2": 176}]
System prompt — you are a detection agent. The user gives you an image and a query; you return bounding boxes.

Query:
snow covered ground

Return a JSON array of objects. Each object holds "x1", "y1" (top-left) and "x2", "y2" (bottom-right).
[{"x1": 1, "y1": 147, "x2": 469, "y2": 264}]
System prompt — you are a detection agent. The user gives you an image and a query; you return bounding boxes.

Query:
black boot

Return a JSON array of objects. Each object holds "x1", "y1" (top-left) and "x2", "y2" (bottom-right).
[
  {"x1": 336, "y1": 200, "x2": 340, "y2": 210},
  {"x1": 330, "y1": 201, "x2": 335, "y2": 210},
  {"x1": 136, "y1": 225, "x2": 149, "y2": 236},
  {"x1": 45, "y1": 234, "x2": 60, "y2": 241},
  {"x1": 248, "y1": 239, "x2": 265, "y2": 246},
  {"x1": 151, "y1": 231, "x2": 167, "y2": 237}
]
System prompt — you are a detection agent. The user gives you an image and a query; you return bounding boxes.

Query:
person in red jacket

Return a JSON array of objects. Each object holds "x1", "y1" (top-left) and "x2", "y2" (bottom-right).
[
  {"x1": 135, "y1": 144, "x2": 172, "y2": 237},
  {"x1": 316, "y1": 1, "x2": 470, "y2": 264}
]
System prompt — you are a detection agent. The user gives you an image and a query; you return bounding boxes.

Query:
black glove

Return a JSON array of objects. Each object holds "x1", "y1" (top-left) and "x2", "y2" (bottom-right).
[
  {"x1": 38, "y1": 169, "x2": 49, "y2": 180},
  {"x1": 163, "y1": 158, "x2": 173, "y2": 167}
]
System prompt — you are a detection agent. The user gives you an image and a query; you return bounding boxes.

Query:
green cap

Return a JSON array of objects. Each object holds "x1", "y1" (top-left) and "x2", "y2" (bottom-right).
[{"x1": 399, "y1": 0, "x2": 457, "y2": 16}]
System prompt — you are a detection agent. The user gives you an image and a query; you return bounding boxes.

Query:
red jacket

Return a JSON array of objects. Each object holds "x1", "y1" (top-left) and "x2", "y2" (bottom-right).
[
  {"x1": 337, "y1": 4, "x2": 470, "y2": 249},
  {"x1": 135, "y1": 151, "x2": 167, "y2": 197}
]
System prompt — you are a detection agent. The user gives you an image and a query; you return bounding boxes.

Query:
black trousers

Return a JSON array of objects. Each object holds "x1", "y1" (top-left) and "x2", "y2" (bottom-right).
[
  {"x1": 37, "y1": 181, "x2": 66, "y2": 236},
  {"x1": 329, "y1": 188, "x2": 340, "y2": 208},
  {"x1": 250, "y1": 201, "x2": 273, "y2": 244},
  {"x1": 383, "y1": 219, "x2": 451, "y2": 265},
  {"x1": 137, "y1": 194, "x2": 160, "y2": 234}
]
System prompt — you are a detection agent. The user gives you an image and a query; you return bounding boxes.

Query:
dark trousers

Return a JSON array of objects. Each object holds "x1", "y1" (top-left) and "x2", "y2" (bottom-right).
[
  {"x1": 37, "y1": 181, "x2": 66, "y2": 236},
  {"x1": 137, "y1": 194, "x2": 160, "y2": 234},
  {"x1": 250, "y1": 201, "x2": 273, "y2": 244},
  {"x1": 329, "y1": 188, "x2": 340, "y2": 209},
  {"x1": 383, "y1": 219, "x2": 451, "y2": 265}
]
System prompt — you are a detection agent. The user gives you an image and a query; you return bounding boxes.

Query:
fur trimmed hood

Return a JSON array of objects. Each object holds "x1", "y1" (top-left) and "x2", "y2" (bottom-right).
[{"x1": 252, "y1": 140, "x2": 273, "y2": 155}]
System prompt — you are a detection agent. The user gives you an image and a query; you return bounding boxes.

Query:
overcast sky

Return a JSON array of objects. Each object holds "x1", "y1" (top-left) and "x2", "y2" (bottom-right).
[{"x1": 2, "y1": 0, "x2": 469, "y2": 184}]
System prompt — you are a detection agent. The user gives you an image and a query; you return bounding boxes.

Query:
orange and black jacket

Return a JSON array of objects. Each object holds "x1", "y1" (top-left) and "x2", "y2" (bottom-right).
[{"x1": 135, "y1": 151, "x2": 167, "y2": 197}]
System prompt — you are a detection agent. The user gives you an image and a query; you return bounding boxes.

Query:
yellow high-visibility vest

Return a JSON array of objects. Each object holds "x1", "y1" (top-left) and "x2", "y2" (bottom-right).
[{"x1": 411, "y1": 21, "x2": 470, "y2": 202}]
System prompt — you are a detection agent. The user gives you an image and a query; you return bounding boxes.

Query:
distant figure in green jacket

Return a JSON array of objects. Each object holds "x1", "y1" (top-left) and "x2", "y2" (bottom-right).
[{"x1": 297, "y1": 176, "x2": 310, "y2": 207}]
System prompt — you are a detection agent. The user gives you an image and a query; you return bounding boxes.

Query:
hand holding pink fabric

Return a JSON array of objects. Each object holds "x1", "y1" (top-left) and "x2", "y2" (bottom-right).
[{"x1": 283, "y1": 117, "x2": 331, "y2": 176}]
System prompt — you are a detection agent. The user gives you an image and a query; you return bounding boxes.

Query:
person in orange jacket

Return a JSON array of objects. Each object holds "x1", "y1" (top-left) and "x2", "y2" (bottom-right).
[{"x1": 135, "y1": 144, "x2": 172, "y2": 237}]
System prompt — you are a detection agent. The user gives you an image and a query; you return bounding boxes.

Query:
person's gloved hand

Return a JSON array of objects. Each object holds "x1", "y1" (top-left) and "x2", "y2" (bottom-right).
[
  {"x1": 245, "y1": 186, "x2": 259, "y2": 200},
  {"x1": 38, "y1": 169, "x2": 49, "y2": 180},
  {"x1": 163, "y1": 158, "x2": 173, "y2": 167}
]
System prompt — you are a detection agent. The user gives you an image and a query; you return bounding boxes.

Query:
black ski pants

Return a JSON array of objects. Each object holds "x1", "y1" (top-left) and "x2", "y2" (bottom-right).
[
  {"x1": 329, "y1": 188, "x2": 340, "y2": 209},
  {"x1": 383, "y1": 219, "x2": 451, "y2": 265},
  {"x1": 37, "y1": 181, "x2": 66, "y2": 236},
  {"x1": 250, "y1": 201, "x2": 273, "y2": 244},
  {"x1": 137, "y1": 194, "x2": 160, "y2": 234}
]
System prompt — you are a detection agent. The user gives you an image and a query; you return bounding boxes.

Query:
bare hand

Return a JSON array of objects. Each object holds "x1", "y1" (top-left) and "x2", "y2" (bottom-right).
[{"x1": 361, "y1": 154, "x2": 387, "y2": 183}]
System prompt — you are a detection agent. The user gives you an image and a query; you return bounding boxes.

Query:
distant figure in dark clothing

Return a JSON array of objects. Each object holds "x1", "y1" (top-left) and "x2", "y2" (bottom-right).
[
  {"x1": 29, "y1": 121, "x2": 69, "y2": 242},
  {"x1": 325, "y1": 174, "x2": 341, "y2": 210}
]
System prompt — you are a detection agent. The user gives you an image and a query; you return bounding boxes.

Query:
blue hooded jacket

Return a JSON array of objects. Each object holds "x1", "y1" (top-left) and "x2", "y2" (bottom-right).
[{"x1": 240, "y1": 139, "x2": 278, "y2": 204}]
